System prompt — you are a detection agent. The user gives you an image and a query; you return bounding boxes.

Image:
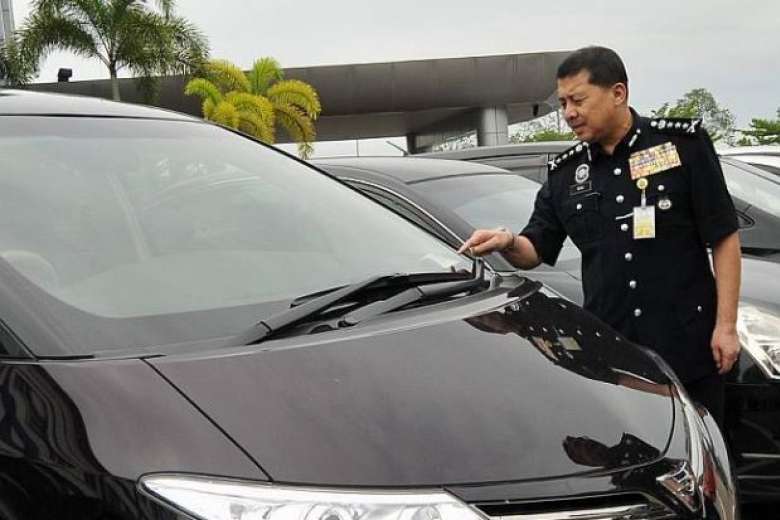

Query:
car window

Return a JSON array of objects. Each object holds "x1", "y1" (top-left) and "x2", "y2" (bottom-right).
[
  {"x1": 0, "y1": 117, "x2": 470, "y2": 355},
  {"x1": 348, "y1": 182, "x2": 457, "y2": 246},
  {"x1": 413, "y1": 174, "x2": 579, "y2": 262},
  {"x1": 720, "y1": 161, "x2": 780, "y2": 219}
]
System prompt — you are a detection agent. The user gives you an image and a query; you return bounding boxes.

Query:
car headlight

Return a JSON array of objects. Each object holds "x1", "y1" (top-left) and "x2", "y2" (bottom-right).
[
  {"x1": 737, "y1": 305, "x2": 780, "y2": 379},
  {"x1": 139, "y1": 474, "x2": 487, "y2": 520}
]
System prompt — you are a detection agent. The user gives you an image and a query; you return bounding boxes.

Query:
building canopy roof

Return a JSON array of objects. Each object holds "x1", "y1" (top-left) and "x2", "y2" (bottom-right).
[{"x1": 28, "y1": 50, "x2": 572, "y2": 143}]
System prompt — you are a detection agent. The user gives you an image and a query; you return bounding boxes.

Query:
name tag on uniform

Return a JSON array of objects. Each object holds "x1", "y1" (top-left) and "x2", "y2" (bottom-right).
[
  {"x1": 633, "y1": 206, "x2": 656, "y2": 239},
  {"x1": 569, "y1": 181, "x2": 592, "y2": 196},
  {"x1": 629, "y1": 142, "x2": 682, "y2": 180}
]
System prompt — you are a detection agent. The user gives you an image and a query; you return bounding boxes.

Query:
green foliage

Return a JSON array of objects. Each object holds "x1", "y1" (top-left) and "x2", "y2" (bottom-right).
[
  {"x1": 740, "y1": 108, "x2": 780, "y2": 145},
  {"x1": 519, "y1": 128, "x2": 576, "y2": 143},
  {"x1": 185, "y1": 58, "x2": 322, "y2": 159},
  {"x1": 652, "y1": 88, "x2": 736, "y2": 143},
  {"x1": 18, "y1": 0, "x2": 209, "y2": 100},
  {"x1": 0, "y1": 35, "x2": 39, "y2": 86},
  {"x1": 511, "y1": 109, "x2": 575, "y2": 143}
]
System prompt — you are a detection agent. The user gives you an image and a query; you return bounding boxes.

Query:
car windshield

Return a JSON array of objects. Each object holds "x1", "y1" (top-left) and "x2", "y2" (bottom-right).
[
  {"x1": 721, "y1": 160, "x2": 780, "y2": 219},
  {"x1": 413, "y1": 174, "x2": 580, "y2": 262},
  {"x1": 0, "y1": 117, "x2": 469, "y2": 356}
]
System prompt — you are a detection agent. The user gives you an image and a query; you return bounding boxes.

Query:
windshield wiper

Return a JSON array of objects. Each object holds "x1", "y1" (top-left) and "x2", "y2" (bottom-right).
[
  {"x1": 337, "y1": 276, "x2": 488, "y2": 327},
  {"x1": 233, "y1": 259, "x2": 488, "y2": 346}
]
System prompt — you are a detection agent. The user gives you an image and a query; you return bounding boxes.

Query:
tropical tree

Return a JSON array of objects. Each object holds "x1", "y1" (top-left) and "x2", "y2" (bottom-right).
[
  {"x1": 511, "y1": 109, "x2": 575, "y2": 143},
  {"x1": 652, "y1": 88, "x2": 736, "y2": 143},
  {"x1": 739, "y1": 108, "x2": 780, "y2": 145},
  {"x1": 186, "y1": 58, "x2": 322, "y2": 158},
  {"x1": 0, "y1": 35, "x2": 38, "y2": 86},
  {"x1": 18, "y1": 0, "x2": 208, "y2": 101}
]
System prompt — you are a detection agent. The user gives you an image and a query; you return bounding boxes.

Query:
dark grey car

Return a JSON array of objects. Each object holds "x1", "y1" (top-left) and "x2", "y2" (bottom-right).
[{"x1": 422, "y1": 143, "x2": 780, "y2": 260}]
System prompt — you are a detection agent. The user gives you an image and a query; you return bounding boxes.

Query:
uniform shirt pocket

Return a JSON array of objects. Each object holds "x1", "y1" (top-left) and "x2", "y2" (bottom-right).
[
  {"x1": 675, "y1": 285, "x2": 716, "y2": 346},
  {"x1": 561, "y1": 194, "x2": 604, "y2": 247},
  {"x1": 647, "y1": 172, "x2": 691, "y2": 229}
]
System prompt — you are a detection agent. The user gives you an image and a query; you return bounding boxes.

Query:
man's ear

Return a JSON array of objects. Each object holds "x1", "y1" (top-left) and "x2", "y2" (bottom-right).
[{"x1": 612, "y1": 82, "x2": 628, "y2": 106}]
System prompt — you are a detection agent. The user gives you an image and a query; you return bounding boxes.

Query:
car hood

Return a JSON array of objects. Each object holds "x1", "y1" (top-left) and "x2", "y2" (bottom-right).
[{"x1": 150, "y1": 286, "x2": 674, "y2": 486}]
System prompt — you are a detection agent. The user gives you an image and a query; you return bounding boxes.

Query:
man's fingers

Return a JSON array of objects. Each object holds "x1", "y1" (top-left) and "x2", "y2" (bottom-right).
[
  {"x1": 711, "y1": 343, "x2": 723, "y2": 371},
  {"x1": 457, "y1": 230, "x2": 496, "y2": 254},
  {"x1": 471, "y1": 236, "x2": 504, "y2": 256},
  {"x1": 719, "y1": 351, "x2": 739, "y2": 374},
  {"x1": 456, "y1": 237, "x2": 475, "y2": 254}
]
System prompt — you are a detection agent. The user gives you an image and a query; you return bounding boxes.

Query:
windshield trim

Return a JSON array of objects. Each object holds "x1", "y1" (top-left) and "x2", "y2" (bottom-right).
[{"x1": 342, "y1": 178, "x2": 465, "y2": 245}]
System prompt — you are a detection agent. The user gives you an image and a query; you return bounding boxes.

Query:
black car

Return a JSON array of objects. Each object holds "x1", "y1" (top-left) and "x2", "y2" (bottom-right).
[
  {"x1": 314, "y1": 155, "x2": 780, "y2": 505},
  {"x1": 422, "y1": 143, "x2": 780, "y2": 260},
  {"x1": 0, "y1": 90, "x2": 737, "y2": 519}
]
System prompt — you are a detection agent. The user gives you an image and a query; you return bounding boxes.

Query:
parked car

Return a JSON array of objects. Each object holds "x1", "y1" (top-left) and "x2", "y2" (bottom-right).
[
  {"x1": 314, "y1": 155, "x2": 780, "y2": 504},
  {"x1": 422, "y1": 143, "x2": 780, "y2": 260},
  {"x1": 0, "y1": 90, "x2": 738, "y2": 519},
  {"x1": 718, "y1": 146, "x2": 780, "y2": 177}
]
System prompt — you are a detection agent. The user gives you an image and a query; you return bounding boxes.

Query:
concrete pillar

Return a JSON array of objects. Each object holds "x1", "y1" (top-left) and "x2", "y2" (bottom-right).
[
  {"x1": 476, "y1": 106, "x2": 509, "y2": 147},
  {"x1": 406, "y1": 134, "x2": 418, "y2": 155}
]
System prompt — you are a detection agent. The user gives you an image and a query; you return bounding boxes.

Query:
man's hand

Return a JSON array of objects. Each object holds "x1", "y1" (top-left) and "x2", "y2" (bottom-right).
[
  {"x1": 457, "y1": 228, "x2": 513, "y2": 256},
  {"x1": 711, "y1": 325, "x2": 740, "y2": 374}
]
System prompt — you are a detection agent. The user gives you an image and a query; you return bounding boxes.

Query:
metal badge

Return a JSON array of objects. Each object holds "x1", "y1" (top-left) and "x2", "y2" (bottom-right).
[
  {"x1": 658, "y1": 197, "x2": 673, "y2": 211},
  {"x1": 575, "y1": 164, "x2": 590, "y2": 184},
  {"x1": 636, "y1": 178, "x2": 648, "y2": 190}
]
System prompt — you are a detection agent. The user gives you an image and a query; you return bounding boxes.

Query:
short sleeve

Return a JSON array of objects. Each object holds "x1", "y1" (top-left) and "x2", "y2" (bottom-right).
[
  {"x1": 520, "y1": 180, "x2": 567, "y2": 266},
  {"x1": 685, "y1": 129, "x2": 739, "y2": 246}
]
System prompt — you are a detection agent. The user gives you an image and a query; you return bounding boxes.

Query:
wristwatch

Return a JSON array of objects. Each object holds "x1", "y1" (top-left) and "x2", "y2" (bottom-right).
[{"x1": 496, "y1": 226, "x2": 516, "y2": 252}]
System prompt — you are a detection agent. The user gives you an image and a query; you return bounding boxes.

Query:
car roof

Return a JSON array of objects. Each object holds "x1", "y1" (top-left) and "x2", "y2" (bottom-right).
[
  {"x1": 310, "y1": 156, "x2": 512, "y2": 184},
  {"x1": 417, "y1": 141, "x2": 573, "y2": 160},
  {"x1": 0, "y1": 89, "x2": 197, "y2": 121},
  {"x1": 718, "y1": 145, "x2": 780, "y2": 157}
]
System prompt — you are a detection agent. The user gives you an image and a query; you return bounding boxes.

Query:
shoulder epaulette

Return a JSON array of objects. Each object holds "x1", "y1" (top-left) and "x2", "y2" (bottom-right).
[
  {"x1": 648, "y1": 117, "x2": 702, "y2": 135},
  {"x1": 548, "y1": 141, "x2": 589, "y2": 172}
]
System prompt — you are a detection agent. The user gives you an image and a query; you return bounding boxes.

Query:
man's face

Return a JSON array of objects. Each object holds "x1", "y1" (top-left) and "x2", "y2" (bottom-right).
[{"x1": 557, "y1": 70, "x2": 623, "y2": 143}]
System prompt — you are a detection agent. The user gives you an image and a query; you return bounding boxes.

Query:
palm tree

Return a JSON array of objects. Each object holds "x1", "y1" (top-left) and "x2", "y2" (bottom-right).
[
  {"x1": 186, "y1": 58, "x2": 321, "y2": 158},
  {"x1": 18, "y1": 0, "x2": 208, "y2": 101},
  {"x1": 0, "y1": 35, "x2": 38, "y2": 86}
]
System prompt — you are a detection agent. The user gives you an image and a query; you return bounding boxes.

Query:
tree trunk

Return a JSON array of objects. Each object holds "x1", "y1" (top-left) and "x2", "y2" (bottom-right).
[{"x1": 109, "y1": 65, "x2": 120, "y2": 101}]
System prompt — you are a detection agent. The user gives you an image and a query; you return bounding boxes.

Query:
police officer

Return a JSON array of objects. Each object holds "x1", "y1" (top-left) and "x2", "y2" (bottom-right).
[{"x1": 458, "y1": 46, "x2": 741, "y2": 425}]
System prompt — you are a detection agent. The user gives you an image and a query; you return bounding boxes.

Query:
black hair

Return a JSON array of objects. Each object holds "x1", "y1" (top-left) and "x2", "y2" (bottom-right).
[{"x1": 557, "y1": 46, "x2": 628, "y2": 90}]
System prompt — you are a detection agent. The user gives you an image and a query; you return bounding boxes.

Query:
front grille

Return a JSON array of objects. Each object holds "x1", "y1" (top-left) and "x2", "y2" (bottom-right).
[{"x1": 473, "y1": 493, "x2": 676, "y2": 520}]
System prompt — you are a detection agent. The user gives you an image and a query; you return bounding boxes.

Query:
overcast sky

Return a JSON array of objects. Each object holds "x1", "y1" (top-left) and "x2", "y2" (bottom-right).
[{"x1": 10, "y1": 0, "x2": 780, "y2": 156}]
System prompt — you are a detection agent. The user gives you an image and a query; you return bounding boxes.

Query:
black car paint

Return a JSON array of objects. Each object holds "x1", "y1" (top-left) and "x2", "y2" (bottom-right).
[
  {"x1": 316, "y1": 155, "x2": 780, "y2": 504},
  {"x1": 0, "y1": 272, "x2": 728, "y2": 519},
  {"x1": 0, "y1": 91, "x2": 736, "y2": 518}
]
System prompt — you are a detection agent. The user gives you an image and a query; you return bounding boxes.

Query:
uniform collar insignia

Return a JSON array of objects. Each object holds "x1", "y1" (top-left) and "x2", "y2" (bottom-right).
[
  {"x1": 549, "y1": 141, "x2": 589, "y2": 172},
  {"x1": 649, "y1": 116, "x2": 702, "y2": 135}
]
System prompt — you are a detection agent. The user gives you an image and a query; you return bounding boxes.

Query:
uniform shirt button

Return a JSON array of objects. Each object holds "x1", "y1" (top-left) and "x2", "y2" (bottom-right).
[
  {"x1": 634, "y1": 308, "x2": 642, "y2": 317},
  {"x1": 629, "y1": 280, "x2": 637, "y2": 289},
  {"x1": 624, "y1": 252, "x2": 633, "y2": 262},
  {"x1": 613, "y1": 168, "x2": 622, "y2": 176},
  {"x1": 576, "y1": 203, "x2": 583, "y2": 210},
  {"x1": 620, "y1": 223, "x2": 629, "y2": 232},
  {"x1": 616, "y1": 195, "x2": 625, "y2": 204},
  {"x1": 697, "y1": 305, "x2": 703, "y2": 312},
  {"x1": 658, "y1": 184, "x2": 666, "y2": 192}
]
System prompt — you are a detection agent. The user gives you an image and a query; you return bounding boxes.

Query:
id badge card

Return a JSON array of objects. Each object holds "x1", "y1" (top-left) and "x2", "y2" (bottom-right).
[{"x1": 633, "y1": 206, "x2": 656, "y2": 240}]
